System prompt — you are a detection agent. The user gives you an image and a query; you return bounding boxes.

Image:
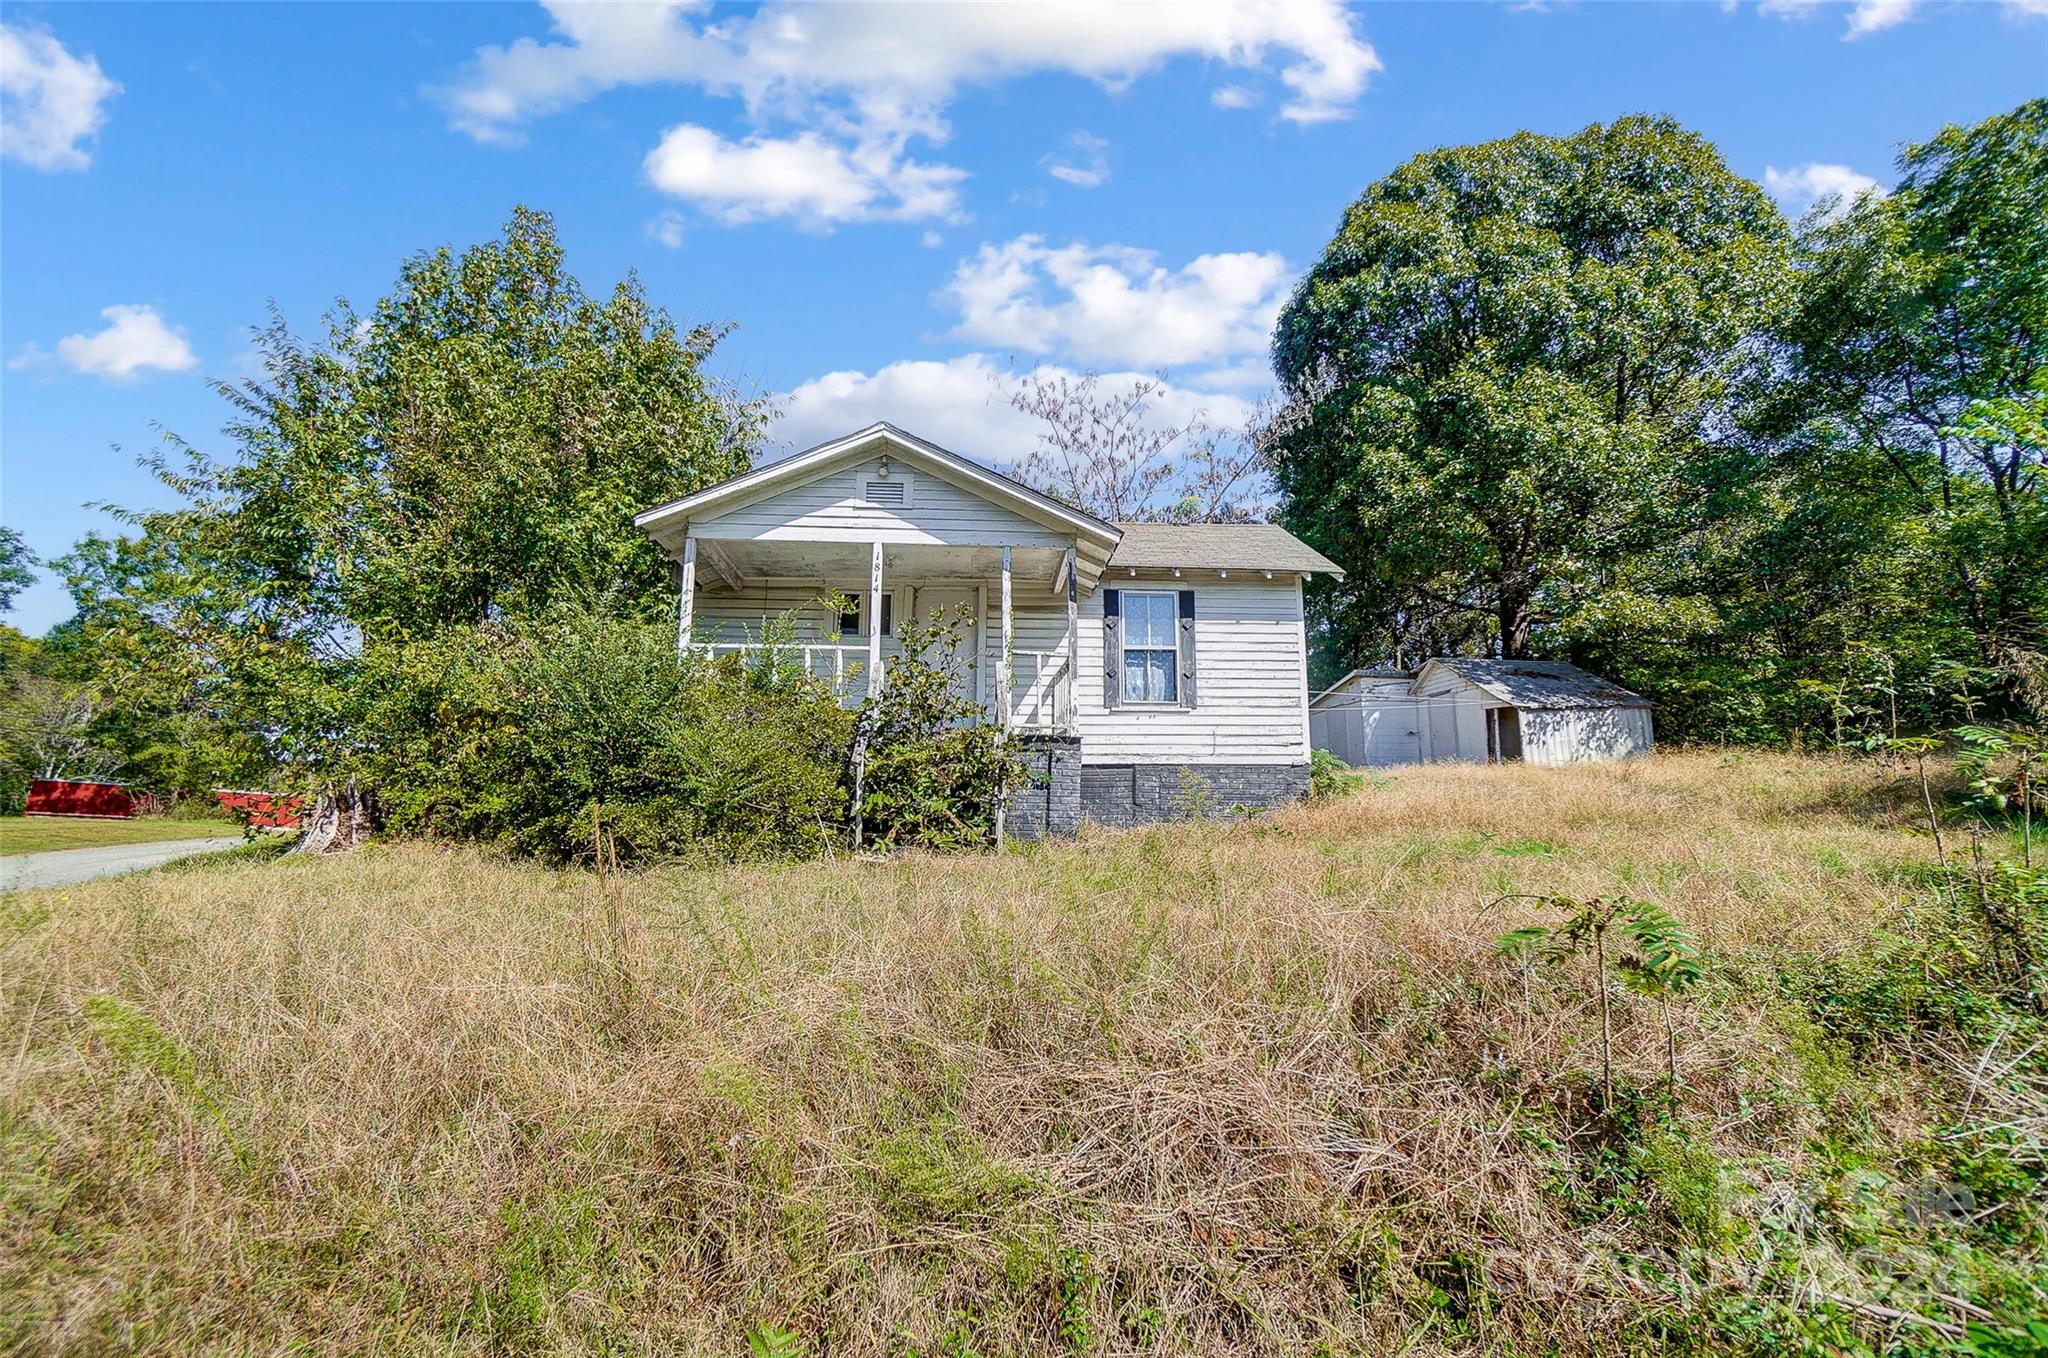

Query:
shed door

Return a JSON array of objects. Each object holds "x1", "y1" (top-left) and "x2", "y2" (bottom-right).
[{"x1": 1427, "y1": 702, "x2": 1458, "y2": 762}]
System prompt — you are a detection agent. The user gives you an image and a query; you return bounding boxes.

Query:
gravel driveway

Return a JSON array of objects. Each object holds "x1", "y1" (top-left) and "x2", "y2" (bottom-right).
[{"x1": 0, "y1": 836, "x2": 248, "y2": 891}]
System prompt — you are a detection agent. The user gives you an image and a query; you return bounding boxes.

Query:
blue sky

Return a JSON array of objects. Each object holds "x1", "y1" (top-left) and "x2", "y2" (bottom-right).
[{"x1": 3, "y1": 1, "x2": 2043, "y2": 635}]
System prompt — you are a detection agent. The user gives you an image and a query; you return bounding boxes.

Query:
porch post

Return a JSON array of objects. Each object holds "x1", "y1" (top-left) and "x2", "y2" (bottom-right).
[
  {"x1": 975, "y1": 585, "x2": 989, "y2": 718},
  {"x1": 1063, "y1": 545, "x2": 1078, "y2": 732},
  {"x1": 866, "y1": 540, "x2": 885, "y2": 700},
  {"x1": 677, "y1": 535, "x2": 697, "y2": 656},
  {"x1": 999, "y1": 546, "x2": 1014, "y2": 732}
]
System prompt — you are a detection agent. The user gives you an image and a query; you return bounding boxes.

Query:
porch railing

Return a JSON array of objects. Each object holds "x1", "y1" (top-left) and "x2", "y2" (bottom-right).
[
  {"x1": 1011, "y1": 650, "x2": 1070, "y2": 732},
  {"x1": 698, "y1": 641, "x2": 871, "y2": 693},
  {"x1": 694, "y1": 641, "x2": 1072, "y2": 732}
]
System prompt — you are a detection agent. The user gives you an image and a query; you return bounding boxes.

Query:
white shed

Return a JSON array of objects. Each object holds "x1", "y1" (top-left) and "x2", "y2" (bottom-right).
[
  {"x1": 1309, "y1": 671, "x2": 1424, "y2": 767},
  {"x1": 1311, "y1": 658, "x2": 1653, "y2": 767}
]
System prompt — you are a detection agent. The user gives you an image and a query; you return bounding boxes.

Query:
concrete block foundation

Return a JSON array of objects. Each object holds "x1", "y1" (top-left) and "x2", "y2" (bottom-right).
[{"x1": 1006, "y1": 739, "x2": 1308, "y2": 839}]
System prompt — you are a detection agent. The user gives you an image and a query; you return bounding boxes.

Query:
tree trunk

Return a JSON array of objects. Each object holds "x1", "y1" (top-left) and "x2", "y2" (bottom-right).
[
  {"x1": 1498, "y1": 589, "x2": 1534, "y2": 659},
  {"x1": 296, "y1": 778, "x2": 379, "y2": 855},
  {"x1": 847, "y1": 707, "x2": 875, "y2": 850}
]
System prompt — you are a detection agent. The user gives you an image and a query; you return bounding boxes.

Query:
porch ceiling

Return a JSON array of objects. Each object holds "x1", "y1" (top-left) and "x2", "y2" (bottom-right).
[{"x1": 693, "y1": 539, "x2": 1073, "y2": 593}]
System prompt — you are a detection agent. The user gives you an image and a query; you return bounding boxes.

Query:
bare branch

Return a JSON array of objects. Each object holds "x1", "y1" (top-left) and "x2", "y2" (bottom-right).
[{"x1": 997, "y1": 368, "x2": 1274, "y2": 523}]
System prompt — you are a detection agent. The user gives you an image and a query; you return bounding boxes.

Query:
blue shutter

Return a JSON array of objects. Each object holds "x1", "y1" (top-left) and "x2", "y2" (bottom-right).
[
  {"x1": 1102, "y1": 588, "x2": 1122, "y2": 709},
  {"x1": 1177, "y1": 589, "x2": 1198, "y2": 708}
]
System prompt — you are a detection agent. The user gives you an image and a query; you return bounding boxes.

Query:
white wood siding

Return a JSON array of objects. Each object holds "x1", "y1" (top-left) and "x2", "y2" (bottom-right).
[
  {"x1": 695, "y1": 456, "x2": 1071, "y2": 548},
  {"x1": 1071, "y1": 574, "x2": 1310, "y2": 765},
  {"x1": 689, "y1": 567, "x2": 1318, "y2": 764}
]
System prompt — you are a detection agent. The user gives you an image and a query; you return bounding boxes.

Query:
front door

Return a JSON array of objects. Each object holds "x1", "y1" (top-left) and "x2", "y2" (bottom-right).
[{"x1": 910, "y1": 586, "x2": 981, "y2": 712}]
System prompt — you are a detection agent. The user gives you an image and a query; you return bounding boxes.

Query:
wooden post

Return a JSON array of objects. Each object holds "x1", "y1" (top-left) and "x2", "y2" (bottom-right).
[
  {"x1": 1062, "y1": 546, "x2": 1078, "y2": 733},
  {"x1": 999, "y1": 546, "x2": 1014, "y2": 732},
  {"x1": 677, "y1": 536, "x2": 697, "y2": 656},
  {"x1": 975, "y1": 584, "x2": 989, "y2": 719},
  {"x1": 867, "y1": 540, "x2": 885, "y2": 700}
]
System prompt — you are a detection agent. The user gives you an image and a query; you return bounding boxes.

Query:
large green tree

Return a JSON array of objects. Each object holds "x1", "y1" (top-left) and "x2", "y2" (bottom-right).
[
  {"x1": 61, "y1": 207, "x2": 763, "y2": 789},
  {"x1": 0, "y1": 527, "x2": 34, "y2": 615},
  {"x1": 1269, "y1": 115, "x2": 1788, "y2": 664},
  {"x1": 1750, "y1": 98, "x2": 2048, "y2": 721}
]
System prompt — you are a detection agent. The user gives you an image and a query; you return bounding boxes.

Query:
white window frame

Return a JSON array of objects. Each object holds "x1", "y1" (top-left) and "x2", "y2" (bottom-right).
[{"x1": 1119, "y1": 589, "x2": 1179, "y2": 705}]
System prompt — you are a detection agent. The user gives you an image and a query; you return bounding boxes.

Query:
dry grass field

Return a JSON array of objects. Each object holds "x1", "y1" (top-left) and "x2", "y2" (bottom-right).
[{"x1": 4, "y1": 752, "x2": 2044, "y2": 1356}]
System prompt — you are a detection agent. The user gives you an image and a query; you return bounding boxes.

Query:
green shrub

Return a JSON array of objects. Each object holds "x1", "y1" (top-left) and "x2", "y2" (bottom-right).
[
  {"x1": 1783, "y1": 868, "x2": 2048, "y2": 1047},
  {"x1": 1309, "y1": 747, "x2": 1368, "y2": 801},
  {"x1": 856, "y1": 606, "x2": 1021, "y2": 851},
  {"x1": 356, "y1": 597, "x2": 853, "y2": 864}
]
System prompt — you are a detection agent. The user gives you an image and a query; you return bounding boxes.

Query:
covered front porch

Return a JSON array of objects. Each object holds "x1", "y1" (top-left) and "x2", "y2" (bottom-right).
[{"x1": 675, "y1": 536, "x2": 1083, "y2": 734}]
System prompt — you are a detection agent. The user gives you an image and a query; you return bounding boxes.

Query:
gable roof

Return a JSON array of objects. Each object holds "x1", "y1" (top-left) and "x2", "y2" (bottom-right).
[
  {"x1": 633, "y1": 422, "x2": 1121, "y2": 552},
  {"x1": 1309, "y1": 668, "x2": 1413, "y2": 707},
  {"x1": 1106, "y1": 523, "x2": 1344, "y2": 579},
  {"x1": 1421, "y1": 658, "x2": 1650, "y2": 709}
]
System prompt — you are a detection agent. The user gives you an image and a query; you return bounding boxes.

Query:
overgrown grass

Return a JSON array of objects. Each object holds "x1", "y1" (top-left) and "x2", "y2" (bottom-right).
[
  {"x1": 3, "y1": 752, "x2": 2043, "y2": 1355},
  {"x1": 0, "y1": 815, "x2": 239, "y2": 855}
]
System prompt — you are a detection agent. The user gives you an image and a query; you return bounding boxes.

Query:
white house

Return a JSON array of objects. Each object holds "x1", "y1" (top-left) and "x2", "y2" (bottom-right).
[
  {"x1": 633, "y1": 423, "x2": 1344, "y2": 836},
  {"x1": 1311, "y1": 658, "x2": 1653, "y2": 767}
]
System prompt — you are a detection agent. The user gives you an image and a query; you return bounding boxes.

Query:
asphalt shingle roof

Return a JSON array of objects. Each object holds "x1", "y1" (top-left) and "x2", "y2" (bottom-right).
[{"x1": 1106, "y1": 523, "x2": 1344, "y2": 577}]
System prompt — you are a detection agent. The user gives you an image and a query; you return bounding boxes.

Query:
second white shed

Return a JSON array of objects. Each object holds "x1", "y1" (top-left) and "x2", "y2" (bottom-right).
[{"x1": 1311, "y1": 658, "x2": 1654, "y2": 767}]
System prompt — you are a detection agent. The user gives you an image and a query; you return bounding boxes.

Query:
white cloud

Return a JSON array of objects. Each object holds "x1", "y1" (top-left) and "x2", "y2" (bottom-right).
[
  {"x1": 643, "y1": 123, "x2": 966, "y2": 227},
  {"x1": 1210, "y1": 84, "x2": 1258, "y2": 110},
  {"x1": 1845, "y1": 0, "x2": 1916, "y2": 36},
  {"x1": 940, "y1": 235, "x2": 1293, "y2": 370},
  {"x1": 42, "y1": 305, "x2": 198, "y2": 381},
  {"x1": 1044, "y1": 131, "x2": 1109, "y2": 188},
  {"x1": 0, "y1": 21, "x2": 119, "y2": 171},
  {"x1": 773, "y1": 353, "x2": 1254, "y2": 465},
  {"x1": 437, "y1": 2, "x2": 1378, "y2": 225},
  {"x1": 646, "y1": 210, "x2": 687, "y2": 249},
  {"x1": 1763, "y1": 162, "x2": 1885, "y2": 220},
  {"x1": 1757, "y1": 0, "x2": 1918, "y2": 38},
  {"x1": 5, "y1": 343, "x2": 52, "y2": 374},
  {"x1": 442, "y1": 1, "x2": 1379, "y2": 139},
  {"x1": 2003, "y1": 0, "x2": 2048, "y2": 17}
]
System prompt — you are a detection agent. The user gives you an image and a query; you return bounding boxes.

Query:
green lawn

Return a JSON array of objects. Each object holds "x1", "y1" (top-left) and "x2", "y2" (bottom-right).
[{"x1": 0, "y1": 816, "x2": 243, "y2": 855}]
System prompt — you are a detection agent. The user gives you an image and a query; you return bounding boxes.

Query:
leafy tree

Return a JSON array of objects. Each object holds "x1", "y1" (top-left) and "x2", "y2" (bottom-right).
[
  {"x1": 1269, "y1": 115, "x2": 1788, "y2": 663},
  {"x1": 0, "y1": 527, "x2": 34, "y2": 614},
  {"x1": 0, "y1": 676, "x2": 118, "y2": 783},
  {"x1": 58, "y1": 207, "x2": 764, "y2": 789},
  {"x1": 1750, "y1": 99, "x2": 2048, "y2": 724}
]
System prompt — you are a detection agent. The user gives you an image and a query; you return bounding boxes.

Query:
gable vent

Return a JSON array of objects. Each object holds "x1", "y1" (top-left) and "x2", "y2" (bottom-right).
[{"x1": 862, "y1": 477, "x2": 907, "y2": 507}]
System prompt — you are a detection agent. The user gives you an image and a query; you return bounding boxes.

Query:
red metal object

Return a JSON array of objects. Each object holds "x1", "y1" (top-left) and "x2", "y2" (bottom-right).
[
  {"x1": 25, "y1": 778, "x2": 137, "y2": 819},
  {"x1": 214, "y1": 789, "x2": 305, "y2": 830}
]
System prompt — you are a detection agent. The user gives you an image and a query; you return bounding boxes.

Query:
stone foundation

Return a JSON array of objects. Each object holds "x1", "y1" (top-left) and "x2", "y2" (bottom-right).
[{"x1": 1005, "y1": 741, "x2": 1309, "y2": 839}]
